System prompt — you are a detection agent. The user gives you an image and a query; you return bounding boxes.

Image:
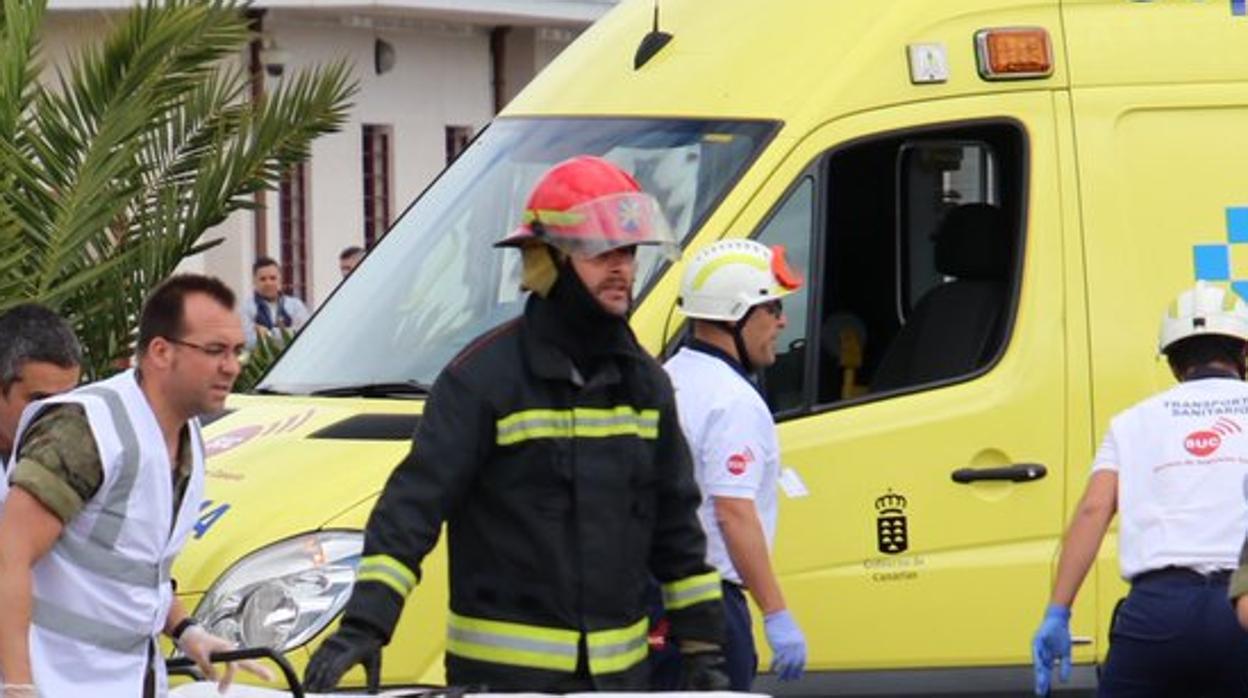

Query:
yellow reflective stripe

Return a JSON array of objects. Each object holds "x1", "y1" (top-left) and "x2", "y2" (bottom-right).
[
  {"x1": 523, "y1": 208, "x2": 586, "y2": 227},
  {"x1": 573, "y1": 407, "x2": 659, "y2": 439},
  {"x1": 496, "y1": 407, "x2": 660, "y2": 445},
  {"x1": 449, "y1": 613, "x2": 580, "y2": 644},
  {"x1": 586, "y1": 617, "x2": 649, "y2": 674},
  {"x1": 692, "y1": 253, "x2": 768, "y2": 291},
  {"x1": 446, "y1": 613, "x2": 579, "y2": 672},
  {"x1": 497, "y1": 408, "x2": 566, "y2": 431},
  {"x1": 573, "y1": 406, "x2": 650, "y2": 420},
  {"x1": 497, "y1": 409, "x2": 572, "y2": 445},
  {"x1": 356, "y1": 555, "x2": 418, "y2": 598},
  {"x1": 662, "y1": 571, "x2": 722, "y2": 610}
]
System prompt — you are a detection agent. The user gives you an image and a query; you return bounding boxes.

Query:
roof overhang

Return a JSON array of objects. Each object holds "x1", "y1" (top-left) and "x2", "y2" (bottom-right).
[{"x1": 47, "y1": 0, "x2": 617, "y2": 26}]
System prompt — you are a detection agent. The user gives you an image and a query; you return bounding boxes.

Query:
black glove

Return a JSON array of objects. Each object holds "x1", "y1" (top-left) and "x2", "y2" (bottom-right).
[
  {"x1": 679, "y1": 650, "x2": 731, "y2": 691},
  {"x1": 304, "y1": 621, "x2": 384, "y2": 694}
]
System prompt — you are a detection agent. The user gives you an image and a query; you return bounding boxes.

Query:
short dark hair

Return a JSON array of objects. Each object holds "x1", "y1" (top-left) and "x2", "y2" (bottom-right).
[
  {"x1": 252, "y1": 256, "x2": 279, "y2": 274},
  {"x1": 0, "y1": 303, "x2": 82, "y2": 392},
  {"x1": 339, "y1": 246, "x2": 364, "y2": 261},
  {"x1": 1165, "y1": 334, "x2": 1248, "y2": 378},
  {"x1": 137, "y1": 275, "x2": 236, "y2": 356}
]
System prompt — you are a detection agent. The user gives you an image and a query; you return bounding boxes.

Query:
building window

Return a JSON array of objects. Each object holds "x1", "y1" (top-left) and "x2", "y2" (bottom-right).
[
  {"x1": 279, "y1": 161, "x2": 310, "y2": 301},
  {"x1": 362, "y1": 124, "x2": 393, "y2": 248},
  {"x1": 446, "y1": 125, "x2": 472, "y2": 165}
]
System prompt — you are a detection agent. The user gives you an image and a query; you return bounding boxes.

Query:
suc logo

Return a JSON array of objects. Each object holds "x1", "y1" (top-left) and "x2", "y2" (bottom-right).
[
  {"x1": 725, "y1": 447, "x2": 755, "y2": 476},
  {"x1": 1185, "y1": 430, "x2": 1222, "y2": 457}
]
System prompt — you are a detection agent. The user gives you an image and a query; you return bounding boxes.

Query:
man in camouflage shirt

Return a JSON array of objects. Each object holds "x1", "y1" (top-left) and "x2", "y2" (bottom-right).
[
  {"x1": 0, "y1": 276, "x2": 271, "y2": 698},
  {"x1": 0, "y1": 304, "x2": 81, "y2": 469}
]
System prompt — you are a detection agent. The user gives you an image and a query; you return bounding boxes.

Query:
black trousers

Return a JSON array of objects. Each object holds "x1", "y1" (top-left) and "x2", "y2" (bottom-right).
[
  {"x1": 1099, "y1": 568, "x2": 1248, "y2": 697},
  {"x1": 720, "y1": 581, "x2": 758, "y2": 691}
]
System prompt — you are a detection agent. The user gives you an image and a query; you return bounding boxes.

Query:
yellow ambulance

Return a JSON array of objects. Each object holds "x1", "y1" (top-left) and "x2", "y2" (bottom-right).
[{"x1": 173, "y1": 0, "x2": 1248, "y2": 693}]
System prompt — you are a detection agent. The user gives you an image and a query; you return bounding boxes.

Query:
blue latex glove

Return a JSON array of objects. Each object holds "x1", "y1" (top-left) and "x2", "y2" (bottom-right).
[
  {"x1": 1031, "y1": 604, "x2": 1072, "y2": 696},
  {"x1": 763, "y1": 609, "x2": 807, "y2": 681}
]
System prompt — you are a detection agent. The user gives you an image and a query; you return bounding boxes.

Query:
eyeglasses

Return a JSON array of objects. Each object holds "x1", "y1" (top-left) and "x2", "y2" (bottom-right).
[
  {"x1": 759, "y1": 299, "x2": 784, "y2": 318},
  {"x1": 167, "y1": 338, "x2": 248, "y2": 362}
]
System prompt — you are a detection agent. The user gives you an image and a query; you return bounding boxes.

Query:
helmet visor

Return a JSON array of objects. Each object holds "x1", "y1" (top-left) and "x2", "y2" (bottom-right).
[{"x1": 504, "y1": 192, "x2": 680, "y2": 261}]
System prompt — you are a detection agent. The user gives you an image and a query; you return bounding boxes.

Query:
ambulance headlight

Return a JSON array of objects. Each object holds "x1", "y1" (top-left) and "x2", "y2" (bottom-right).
[{"x1": 194, "y1": 531, "x2": 362, "y2": 652}]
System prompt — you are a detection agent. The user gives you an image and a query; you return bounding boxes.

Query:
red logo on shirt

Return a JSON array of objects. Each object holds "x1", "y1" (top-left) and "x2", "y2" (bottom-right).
[
  {"x1": 1184, "y1": 430, "x2": 1222, "y2": 457},
  {"x1": 726, "y1": 447, "x2": 755, "y2": 476},
  {"x1": 1182, "y1": 418, "x2": 1242, "y2": 457}
]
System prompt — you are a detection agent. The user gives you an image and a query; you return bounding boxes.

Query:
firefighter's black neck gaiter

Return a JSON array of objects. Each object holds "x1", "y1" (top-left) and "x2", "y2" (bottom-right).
[{"x1": 532, "y1": 259, "x2": 637, "y2": 375}]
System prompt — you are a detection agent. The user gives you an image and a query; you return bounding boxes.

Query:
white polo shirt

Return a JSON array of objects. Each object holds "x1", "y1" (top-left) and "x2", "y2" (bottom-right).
[
  {"x1": 664, "y1": 344, "x2": 780, "y2": 585},
  {"x1": 1092, "y1": 375, "x2": 1248, "y2": 580}
]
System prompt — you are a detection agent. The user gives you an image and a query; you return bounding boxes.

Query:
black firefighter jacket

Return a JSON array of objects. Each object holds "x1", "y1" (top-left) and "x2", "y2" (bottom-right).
[{"x1": 341, "y1": 297, "x2": 725, "y2": 691}]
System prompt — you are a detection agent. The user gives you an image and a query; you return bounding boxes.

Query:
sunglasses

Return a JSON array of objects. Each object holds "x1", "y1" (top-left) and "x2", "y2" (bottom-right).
[{"x1": 759, "y1": 299, "x2": 784, "y2": 318}]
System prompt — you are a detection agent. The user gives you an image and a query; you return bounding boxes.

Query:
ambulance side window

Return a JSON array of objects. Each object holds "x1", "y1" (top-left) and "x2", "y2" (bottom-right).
[
  {"x1": 753, "y1": 177, "x2": 816, "y2": 414},
  {"x1": 757, "y1": 122, "x2": 1024, "y2": 417}
]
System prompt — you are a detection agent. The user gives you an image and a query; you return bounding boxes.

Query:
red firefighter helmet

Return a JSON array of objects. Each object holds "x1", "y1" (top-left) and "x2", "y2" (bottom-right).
[{"x1": 495, "y1": 155, "x2": 679, "y2": 260}]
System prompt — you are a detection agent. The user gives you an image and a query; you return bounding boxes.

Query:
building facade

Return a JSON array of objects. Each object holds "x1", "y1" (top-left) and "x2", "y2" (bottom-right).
[{"x1": 44, "y1": 0, "x2": 617, "y2": 307}]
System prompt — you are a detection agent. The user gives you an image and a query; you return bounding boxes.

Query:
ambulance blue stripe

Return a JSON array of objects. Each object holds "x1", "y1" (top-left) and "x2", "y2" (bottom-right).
[
  {"x1": 1194, "y1": 245, "x2": 1230, "y2": 281},
  {"x1": 1231, "y1": 281, "x2": 1248, "y2": 304},
  {"x1": 1227, "y1": 207, "x2": 1248, "y2": 242}
]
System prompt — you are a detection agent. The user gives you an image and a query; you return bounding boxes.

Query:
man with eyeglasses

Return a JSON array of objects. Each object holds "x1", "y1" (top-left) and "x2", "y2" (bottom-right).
[
  {"x1": 658, "y1": 239, "x2": 808, "y2": 691},
  {"x1": 0, "y1": 304, "x2": 82, "y2": 471},
  {"x1": 0, "y1": 275, "x2": 270, "y2": 698}
]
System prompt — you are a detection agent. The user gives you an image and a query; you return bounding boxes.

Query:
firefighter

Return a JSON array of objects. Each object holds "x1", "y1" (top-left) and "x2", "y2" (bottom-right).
[
  {"x1": 304, "y1": 155, "x2": 729, "y2": 693},
  {"x1": 1032, "y1": 282, "x2": 1248, "y2": 696}
]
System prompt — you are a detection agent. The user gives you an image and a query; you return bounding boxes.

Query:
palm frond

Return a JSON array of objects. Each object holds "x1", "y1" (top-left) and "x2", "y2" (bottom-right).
[{"x1": 0, "y1": 0, "x2": 358, "y2": 378}]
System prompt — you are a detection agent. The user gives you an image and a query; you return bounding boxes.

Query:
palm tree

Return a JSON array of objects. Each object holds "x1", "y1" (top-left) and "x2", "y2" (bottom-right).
[{"x1": 0, "y1": 0, "x2": 356, "y2": 378}]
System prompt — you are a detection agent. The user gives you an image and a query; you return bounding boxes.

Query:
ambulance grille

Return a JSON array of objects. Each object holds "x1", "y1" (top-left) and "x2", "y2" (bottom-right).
[{"x1": 308, "y1": 414, "x2": 420, "y2": 441}]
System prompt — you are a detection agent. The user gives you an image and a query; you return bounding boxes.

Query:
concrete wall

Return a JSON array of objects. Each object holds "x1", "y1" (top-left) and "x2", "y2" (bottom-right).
[{"x1": 257, "y1": 14, "x2": 499, "y2": 307}]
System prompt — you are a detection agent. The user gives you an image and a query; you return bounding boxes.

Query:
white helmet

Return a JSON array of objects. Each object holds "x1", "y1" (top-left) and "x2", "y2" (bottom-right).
[
  {"x1": 1158, "y1": 281, "x2": 1248, "y2": 354},
  {"x1": 678, "y1": 239, "x2": 803, "y2": 322}
]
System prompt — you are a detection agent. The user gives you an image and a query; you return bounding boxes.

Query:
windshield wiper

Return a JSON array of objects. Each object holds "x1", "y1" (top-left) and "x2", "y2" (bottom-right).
[
  {"x1": 308, "y1": 381, "x2": 432, "y2": 398},
  {"x1": 251, "y1": 386, "x2": 289, "y2": 395}
]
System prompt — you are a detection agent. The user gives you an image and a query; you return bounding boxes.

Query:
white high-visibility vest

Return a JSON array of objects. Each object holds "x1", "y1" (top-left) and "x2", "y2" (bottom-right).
[{"x1": 1, "y1": 369, "x2": 205, "y2": 698}]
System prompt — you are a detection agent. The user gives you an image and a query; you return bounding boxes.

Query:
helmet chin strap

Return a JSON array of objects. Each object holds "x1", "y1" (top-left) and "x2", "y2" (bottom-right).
[{"x1": 716, "y1": 306, "x2": 759, "y2": 374}]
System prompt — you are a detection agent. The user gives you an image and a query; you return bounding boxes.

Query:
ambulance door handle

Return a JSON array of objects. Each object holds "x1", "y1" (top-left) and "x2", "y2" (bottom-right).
[{"x1": 950, "y1": 463, "x2": 1047, "y2": 484}]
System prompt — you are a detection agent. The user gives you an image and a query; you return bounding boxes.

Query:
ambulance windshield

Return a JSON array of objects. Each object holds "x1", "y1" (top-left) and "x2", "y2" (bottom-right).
[{"x1": 260, "y1": 117, "x2": 776, "y2": 394}]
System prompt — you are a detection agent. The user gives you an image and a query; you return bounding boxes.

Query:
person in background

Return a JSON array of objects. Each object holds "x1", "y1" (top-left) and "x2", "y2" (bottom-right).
[
  {"x1": 0, "y1": 304, "x2": 82, "y2": 470},
  {"x1": 241, "y1": 256, "x2": 310, "y2": 348},
  {"x1": 339, "y1": 246, "x2": 364, "y2": 278},
  {"x1": 1033, "y1": 281, "x2": 1248, "y2": 696},
  {"x1": 662, "y1": 239, "x2": 808, "y2": 690}
]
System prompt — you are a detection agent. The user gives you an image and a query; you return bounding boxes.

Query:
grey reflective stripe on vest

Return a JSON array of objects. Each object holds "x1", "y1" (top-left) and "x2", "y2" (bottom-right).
[
  {"x1": 54, "y1": 535, "x2": 158, "y2": 586},
  {"x1": 76, "y1": 386, "x2": 141, "y2": 548},
  {"x1": 32, "y1": 598, "x2": 150, "y2": 654},
  {"x1": 50, "y1": 386, "x2": 155, "y2": 586}
]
